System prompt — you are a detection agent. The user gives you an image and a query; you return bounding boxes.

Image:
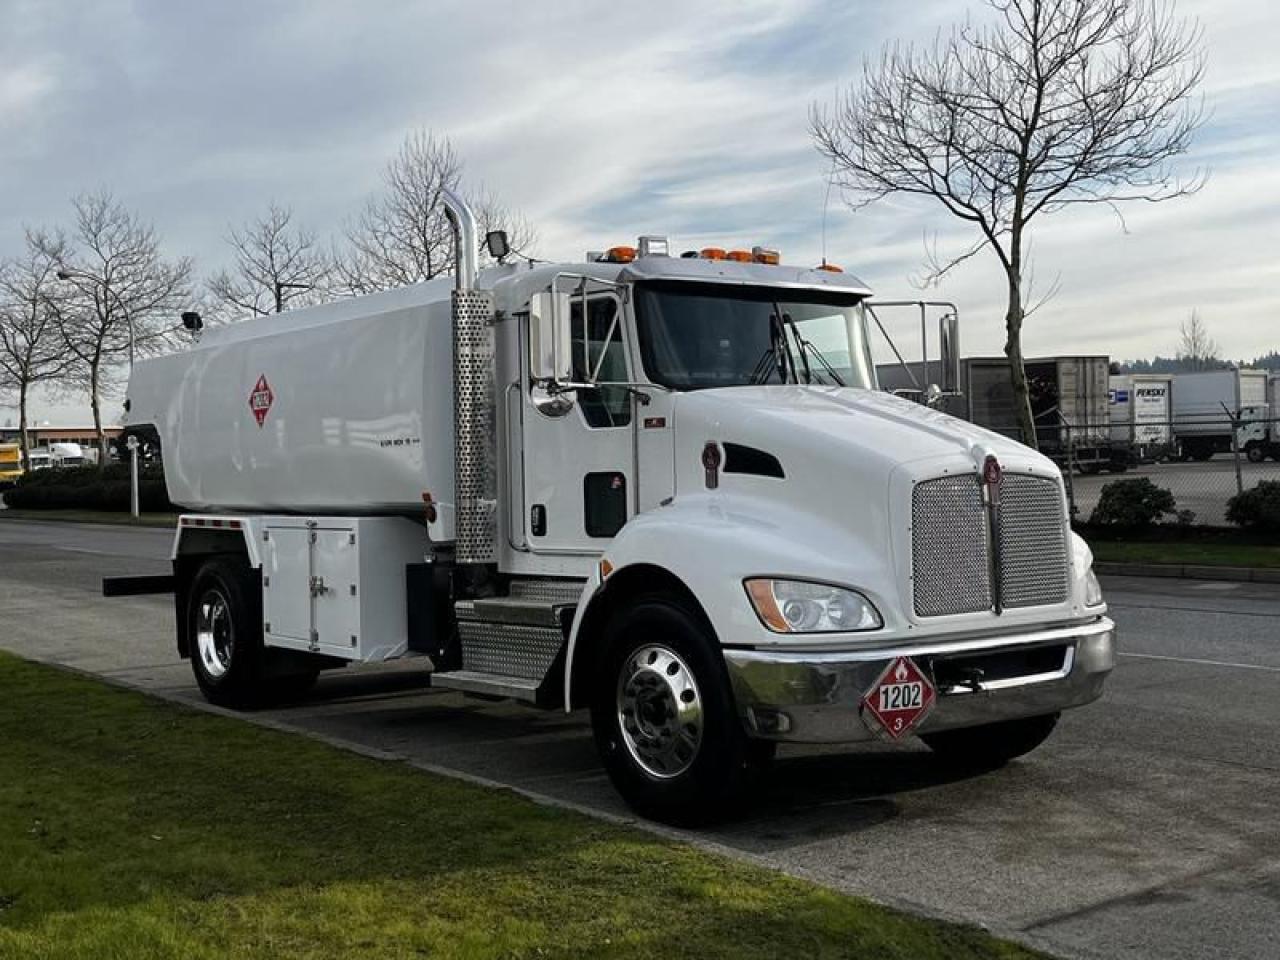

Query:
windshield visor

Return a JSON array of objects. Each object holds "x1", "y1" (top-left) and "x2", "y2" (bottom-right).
[{"x1": 634, "y1": 281, "x2": 875, "y2": 390}]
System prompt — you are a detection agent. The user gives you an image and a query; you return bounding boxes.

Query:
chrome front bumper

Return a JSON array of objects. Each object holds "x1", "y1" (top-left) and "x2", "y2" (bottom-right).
[{"x1": 723, "y1": 617, "x2": 1115, "y2": 744}]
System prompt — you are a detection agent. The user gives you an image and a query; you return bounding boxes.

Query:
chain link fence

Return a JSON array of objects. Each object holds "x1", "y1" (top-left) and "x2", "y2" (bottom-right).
[{"x1": 1044, "y1": 416, "x2": 1280, "y2": 526}]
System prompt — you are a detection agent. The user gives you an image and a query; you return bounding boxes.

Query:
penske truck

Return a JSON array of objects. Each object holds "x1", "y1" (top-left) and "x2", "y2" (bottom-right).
[{"x1": 111, "y1": 190, "x2": 1114, "y2": 821}]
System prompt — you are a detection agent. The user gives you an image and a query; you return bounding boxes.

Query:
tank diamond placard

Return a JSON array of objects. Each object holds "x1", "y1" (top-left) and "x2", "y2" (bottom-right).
[
  {"x1": 860, "y1": 656, "x2": 936, "y2": 740},
  {"x1": 249, "y1": 375, "x2": 274, "y2": 427}
]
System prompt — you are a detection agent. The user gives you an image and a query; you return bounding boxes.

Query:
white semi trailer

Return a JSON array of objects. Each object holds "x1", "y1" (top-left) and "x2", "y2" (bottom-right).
[
  {"x1": 110, "y1": 191, "x2": 1114, "y2": 821},
  {"x1": 1171, "y1": 368, "x2": 1270, "y2": 461}
]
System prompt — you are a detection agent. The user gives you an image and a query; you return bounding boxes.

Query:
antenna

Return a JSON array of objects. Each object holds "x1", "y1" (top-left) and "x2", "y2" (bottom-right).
[{"x1": 820, "y1": 157, "x2": 837, "y2": 269}]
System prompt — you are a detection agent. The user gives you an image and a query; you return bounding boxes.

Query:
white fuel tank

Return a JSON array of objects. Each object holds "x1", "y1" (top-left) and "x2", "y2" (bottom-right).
[{"x1": 125, "y1": 279, "x2": 457, "y2": 518}]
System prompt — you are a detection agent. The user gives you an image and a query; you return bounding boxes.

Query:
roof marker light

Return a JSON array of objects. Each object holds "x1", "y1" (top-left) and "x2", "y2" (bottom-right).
[
  {"x1": 726, "y1": 250, "x2": 753, "y2": 262},
  {"x1": 604, "y1": 245, "x2": 637, "y2": 263},
  {"x1": 700, "y1": 247, "x2": 727, "y2": 260},
  {"x1": 752, "y1": 246, "x2": 781, "y2": 265},
  {"x1": 816, "y1": 262, "x2": 844, "y2": 273}
]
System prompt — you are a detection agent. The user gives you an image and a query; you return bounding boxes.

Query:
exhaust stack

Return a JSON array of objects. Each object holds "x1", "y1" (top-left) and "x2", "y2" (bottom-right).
[{"x1": 441, "y1": 188, "x2": 496, "y2": 564}]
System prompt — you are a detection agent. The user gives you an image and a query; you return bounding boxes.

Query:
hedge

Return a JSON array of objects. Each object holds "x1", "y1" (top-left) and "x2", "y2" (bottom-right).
[
  {"x1": 1226, "y1": 480, "x2": 1280, "y2": 535},
  {"x1": 4, "y1": 463, "x2": 173, "y2": 512}
]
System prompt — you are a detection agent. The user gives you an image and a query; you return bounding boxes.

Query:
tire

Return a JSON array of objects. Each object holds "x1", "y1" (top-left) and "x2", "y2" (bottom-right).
[
  {"x1": 590, "y1": 594, "x2": 756, "y2": 824},
  {"x1": 1246, "y1": 443, "x2": 1265, "y2": 464},
  {"x1": 187, "y1": 557, "x2": 267, "y2": 708},
  {"x1": 921, "y1": 713, "x2": 1059, "y2": 768}
]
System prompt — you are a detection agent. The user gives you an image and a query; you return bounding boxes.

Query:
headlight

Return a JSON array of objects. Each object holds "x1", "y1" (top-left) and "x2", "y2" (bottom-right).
[
  {"x1": 1084, "y1": 569, "x2": 1104, "y2": 607},
  {"x1": 745, "y1": 579, "x2": 882, "y2": 633}
]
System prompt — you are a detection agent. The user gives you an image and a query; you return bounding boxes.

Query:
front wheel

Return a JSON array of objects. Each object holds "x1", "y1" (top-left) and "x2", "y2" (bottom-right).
[
  {"x1": 1246, "y1": 443, "x2": 1266, "y2": 464},
  {"x1": 921, "y1": 713, "x2": 1059, "y2": 768},
  {"x1": 590, "y1": 595, "x2": 758, "y2": 824}
]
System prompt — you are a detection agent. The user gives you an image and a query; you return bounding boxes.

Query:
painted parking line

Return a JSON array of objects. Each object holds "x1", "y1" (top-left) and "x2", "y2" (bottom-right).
[{"x1": 1120, "y1": 652, "x2": 1280, "y2": 673}]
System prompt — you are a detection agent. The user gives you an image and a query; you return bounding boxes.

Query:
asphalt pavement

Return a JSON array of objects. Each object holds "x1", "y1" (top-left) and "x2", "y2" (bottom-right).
[{"x1": 1, "y1": 518, "x2": 1278, "y2": 960}]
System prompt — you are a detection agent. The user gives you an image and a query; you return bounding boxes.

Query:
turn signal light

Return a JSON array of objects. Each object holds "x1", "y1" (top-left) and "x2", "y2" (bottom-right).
[
  {"x1": 726, "y1": 250, "x2": 753, "y2": 262},
  {"x1": 700, "y1": 247, "x2": 727, "y2": 260},
  {"x1": 752, "y1": 247, "x2": 781, "y2": 265},
  {"x1": 816, "y1": 262, "x2": 843, "y2": 273}
]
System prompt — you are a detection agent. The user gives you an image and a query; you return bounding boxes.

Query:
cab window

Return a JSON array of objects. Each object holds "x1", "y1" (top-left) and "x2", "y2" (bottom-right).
[{"x1": 571, "y1": 297, "x2": 631, "y2": 428}]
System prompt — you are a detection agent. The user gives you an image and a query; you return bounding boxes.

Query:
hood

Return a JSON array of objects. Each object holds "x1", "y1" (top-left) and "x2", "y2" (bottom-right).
[{"x1": 675, "y1": 386, "x2": 1048, "y2": 485}]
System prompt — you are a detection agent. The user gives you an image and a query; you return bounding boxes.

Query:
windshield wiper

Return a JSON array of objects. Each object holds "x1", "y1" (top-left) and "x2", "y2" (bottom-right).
[
  {"x1": 748, "y1": 310, "x2": 793, "y2": 385},
  {"x1": 796, "y1": 337, "x2": 846, "y2": 386}
]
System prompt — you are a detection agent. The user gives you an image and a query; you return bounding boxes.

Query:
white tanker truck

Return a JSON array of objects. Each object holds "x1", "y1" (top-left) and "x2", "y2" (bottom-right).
[{"x1": 110, "y1": 190, "x2": 1114, "y2": 821}]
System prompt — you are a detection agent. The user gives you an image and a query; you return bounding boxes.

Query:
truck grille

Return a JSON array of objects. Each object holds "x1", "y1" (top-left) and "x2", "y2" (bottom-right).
[{"x1": 912, "y1": 473, "x2": 1069, "y2": 617}]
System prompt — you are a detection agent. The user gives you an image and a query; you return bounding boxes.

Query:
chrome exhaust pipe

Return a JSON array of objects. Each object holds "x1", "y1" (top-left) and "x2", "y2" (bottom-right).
[{"x1": 441, "y1": 187, "x2": 495, "y2": 564}]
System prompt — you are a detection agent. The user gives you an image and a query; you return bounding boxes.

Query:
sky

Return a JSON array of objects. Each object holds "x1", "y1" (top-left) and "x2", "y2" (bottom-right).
[{"x1": 1, "y1": 0, "x2": 1277, "y2": 428}]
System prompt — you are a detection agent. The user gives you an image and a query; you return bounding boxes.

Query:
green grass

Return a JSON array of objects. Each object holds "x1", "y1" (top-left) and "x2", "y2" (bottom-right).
[
  {"x1": 0, "y1": 508, "x2": 178, "y2": 528},
  {"x1": 1088, "y1": 539, "x2": 1280, "y2": 569},
  {"x1": 0, "y1": 653, "x2": 1043, "y2": 960}
]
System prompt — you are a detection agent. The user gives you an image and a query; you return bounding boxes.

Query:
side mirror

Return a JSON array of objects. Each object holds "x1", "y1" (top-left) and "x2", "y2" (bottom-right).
[
  {"x1": 939, "y1": 312, "x2": 960, "y2": 394},
  {"x1": 528, "y1": 291, "x2": 572, "y2": 384}
]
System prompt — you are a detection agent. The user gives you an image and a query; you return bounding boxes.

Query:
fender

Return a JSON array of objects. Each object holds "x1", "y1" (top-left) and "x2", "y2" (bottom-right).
[
  {"x1": 562, "y1": 492, "x2": 895, "y2": 711},
  {"x1": 170, "y1": 514, "x2": 263, "y2": 567}
]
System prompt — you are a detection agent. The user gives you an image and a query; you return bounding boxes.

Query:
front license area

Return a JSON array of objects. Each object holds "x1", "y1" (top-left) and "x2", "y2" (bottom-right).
[{"x1": 861, "y1": 656, "x2": 937, "y2": 740}]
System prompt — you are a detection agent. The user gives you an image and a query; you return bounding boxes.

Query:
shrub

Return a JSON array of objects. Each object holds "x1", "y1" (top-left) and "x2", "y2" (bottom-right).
[
  {"x1": 1226, "y1": 481, "x2": 1280, "y2": 534},
  {"x1": 1089, "y1": 477, "x2": 1178, "y2": 528},
  {"x1": 5, "y1": 463, "x2": 172, "y2": 512}
]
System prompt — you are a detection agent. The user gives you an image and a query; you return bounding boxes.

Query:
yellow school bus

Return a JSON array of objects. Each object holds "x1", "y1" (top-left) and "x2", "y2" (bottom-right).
[{"x1": 0, "y1": 443, "x2": 22, "y2": 487}]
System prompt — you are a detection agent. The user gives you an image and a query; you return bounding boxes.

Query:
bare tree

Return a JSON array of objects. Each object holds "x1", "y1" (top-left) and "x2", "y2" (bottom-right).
[
  {"x1": 0, "y1": 228, "x2": 72, "y2": 464},
  {"x1": 50, "y1": 190, "x2": 193, "y2": 462},
  {"x1": 207, "y1": 203, "x2": 333, "y2": 319},
  {"x1": 1176, "y1": 309, "x2": 1219, "y2": 371},
  {"x1": 335, "y1": 129, "x2": 536, "y2": 295},
  {"x1": 813, "y1": 0, "x2": 1204, "y2": 448}
]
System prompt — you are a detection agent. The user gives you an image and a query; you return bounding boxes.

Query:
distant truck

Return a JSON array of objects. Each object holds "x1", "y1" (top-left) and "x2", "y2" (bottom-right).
[
  {"x1": 1108, "y1": 374, "x2": 1175, "y2": 465},
  {"x1": 0, "y1": 443, "x2": 21, "y2": 488},
  {"x1": 1170, "y1": 369, "x2": 1270, "y2": 461},
  {"x1": 26, "y1": 442, "x2": 89, "y2": 470},
  {"x1": 949, "y1": 356, "x2": 1114, "y2": 473}
]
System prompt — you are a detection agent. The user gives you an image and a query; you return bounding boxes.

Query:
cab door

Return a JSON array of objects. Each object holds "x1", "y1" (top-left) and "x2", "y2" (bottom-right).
[{"x1": 520, "y1": 293, "x2": 635, "y2": 555}]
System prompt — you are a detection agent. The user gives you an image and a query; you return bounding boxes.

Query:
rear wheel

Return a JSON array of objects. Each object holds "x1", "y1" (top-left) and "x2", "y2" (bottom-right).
[
  {"x1": 590, "y1": 595, "x2": 759, "y2": 824},
  {"x1": 188, "y1": 557, "x2": 267, "y2": 708},
  {"x1": 921, "y1": 713, "x2": 1059, "y2": 768}
]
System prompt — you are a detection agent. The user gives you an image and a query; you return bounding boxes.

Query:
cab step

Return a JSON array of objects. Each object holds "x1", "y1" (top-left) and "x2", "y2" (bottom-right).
[{"x1": 430, "y1": 670, "x2": 541, "y2": 703}]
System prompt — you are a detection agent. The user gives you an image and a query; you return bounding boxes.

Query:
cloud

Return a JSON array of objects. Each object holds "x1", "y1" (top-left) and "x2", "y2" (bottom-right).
[{"x1": 1, "y1": 0, "x2": 1277, "y2": 428}]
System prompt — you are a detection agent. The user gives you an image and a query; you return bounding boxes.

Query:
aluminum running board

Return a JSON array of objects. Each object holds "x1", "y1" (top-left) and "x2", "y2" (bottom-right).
[{"x1": 430, "y1": 670, "x2": 541, "y2": 703}]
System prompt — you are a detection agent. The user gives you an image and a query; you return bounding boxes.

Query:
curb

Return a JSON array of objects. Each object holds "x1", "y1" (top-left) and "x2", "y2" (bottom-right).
[{"x1": 1094, "y1": 561, "x2": 1280, "y2": 584}]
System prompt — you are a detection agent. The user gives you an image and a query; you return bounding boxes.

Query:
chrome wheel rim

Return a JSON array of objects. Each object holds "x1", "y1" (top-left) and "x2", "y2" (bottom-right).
[
  {"x1": 195, "y1": 589, "x2": 234, "y2": 680},
  {"x1": 617, "y1": 644, "x2": 703, "y2": 780}
]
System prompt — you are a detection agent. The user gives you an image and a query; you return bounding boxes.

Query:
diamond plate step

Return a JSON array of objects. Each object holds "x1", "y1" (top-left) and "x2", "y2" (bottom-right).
[{"x1": 430, "y1": 670, "x2": 540, "y2": 703}]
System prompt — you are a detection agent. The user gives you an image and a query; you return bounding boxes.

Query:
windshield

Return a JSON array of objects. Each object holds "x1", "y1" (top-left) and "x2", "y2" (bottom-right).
[{"x1": 634, "y1": 281, "x2": 875, "y2": 390}]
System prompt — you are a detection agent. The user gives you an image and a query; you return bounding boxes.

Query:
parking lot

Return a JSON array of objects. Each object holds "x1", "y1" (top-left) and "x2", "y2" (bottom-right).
[
  {"x1": 2, "y1": 519, "x2": 1279, "y2": 960},
  {"x1": 1069, "y1": 455, "x2": 1279, "y2": 526}
]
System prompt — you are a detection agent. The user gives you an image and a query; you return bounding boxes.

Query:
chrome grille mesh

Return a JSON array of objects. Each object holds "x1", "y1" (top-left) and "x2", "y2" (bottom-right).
[
  {"x1": 998, "y1": 474, "x2": 1070, "y2": 608},
  {"x1": 911, "y1": 472, "x2": 1068, "y2": 617},
  {"x1": 911, "y1": 476, "x2": 992, "y2": 617}
]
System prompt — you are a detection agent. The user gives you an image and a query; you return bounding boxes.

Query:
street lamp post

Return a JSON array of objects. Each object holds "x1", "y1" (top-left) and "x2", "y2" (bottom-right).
[
  {"x1": 56, "y1": 268, "x2": 137, "y2": 369},
  {"x1": 273, "y1": 281, "x2": 311, "y2": 314}
]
